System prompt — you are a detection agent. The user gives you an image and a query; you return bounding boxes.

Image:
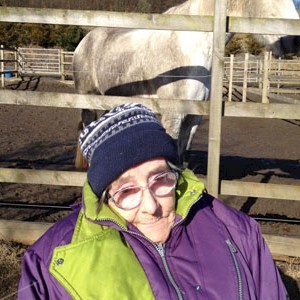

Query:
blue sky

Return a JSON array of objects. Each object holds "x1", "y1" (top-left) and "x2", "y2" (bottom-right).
[{"x1": 294, "y1": 0, "x2": 300, "y2": 9}]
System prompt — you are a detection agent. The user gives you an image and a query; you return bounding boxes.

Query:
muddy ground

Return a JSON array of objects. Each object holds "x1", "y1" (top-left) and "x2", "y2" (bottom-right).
[{"x1": 0, "y1": 75, "x2": 299, "y2": 298}]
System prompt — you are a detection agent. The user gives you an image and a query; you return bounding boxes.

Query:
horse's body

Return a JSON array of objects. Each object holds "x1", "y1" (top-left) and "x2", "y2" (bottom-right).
[{"x1": 73, "y1": 0, "x2": 299, "y2": 164}]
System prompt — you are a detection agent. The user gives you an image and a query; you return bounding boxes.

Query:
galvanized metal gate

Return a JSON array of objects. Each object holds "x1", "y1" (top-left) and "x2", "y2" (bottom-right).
[{"x1": 18, "y1": 47, "x2": 61, "y2": 75}]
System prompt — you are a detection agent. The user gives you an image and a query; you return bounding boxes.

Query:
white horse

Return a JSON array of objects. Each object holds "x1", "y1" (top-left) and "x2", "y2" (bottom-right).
[{"x1": 73, "y1": 0, "x2": 299, "y2": 166}]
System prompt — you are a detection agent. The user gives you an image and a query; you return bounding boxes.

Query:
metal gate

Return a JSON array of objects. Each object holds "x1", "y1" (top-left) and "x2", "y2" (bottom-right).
[{"x1": 18, "y1": 47, "x2": 61, "y2": 75}]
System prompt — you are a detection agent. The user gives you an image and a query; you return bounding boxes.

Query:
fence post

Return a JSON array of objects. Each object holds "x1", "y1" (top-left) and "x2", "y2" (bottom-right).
[
  {"x1": 60, "y1": 49, "x2": 65, "y2": 80},
  {"x1": 207, "y1": 0, "x2": 227, "y2": 197},
  {"x1": 277, "y1": 57, "x2": 281, "y2": 91},
  {"x1": 228, "y1": 54, "x2": 234, "y2": 102},
  {"x1": 262, "y1": 52, "x2": 269, "y2": 103},
  {"x1": 242, "y1": 53, "x2": 249, "y2": 102},
  {"x1": 258, "y1": 59, "x2": 263, "y2": 89},
  {"x1": 14, "y1": 48, "x2": 18, "y2": 78},
  {"x1": 255, "y1": 59, "x2": 258, "y2": 85},
  {"x1": 0, "y1": 44, "x2": 5, "y2": 88}
]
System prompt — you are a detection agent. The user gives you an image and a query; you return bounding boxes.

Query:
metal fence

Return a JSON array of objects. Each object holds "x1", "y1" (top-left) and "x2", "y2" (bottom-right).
[
  {"x1": 0, "y1": 45, "x2": 73, "y2": 84},
  {"x1": 18, "y1": 47, "x2": 61, "y2": 75}
]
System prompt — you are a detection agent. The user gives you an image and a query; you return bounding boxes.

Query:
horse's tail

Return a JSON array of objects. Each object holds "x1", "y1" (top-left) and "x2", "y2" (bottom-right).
[
  {"x1": 75, "y1": 143, "x2": 89, "y2": 170},
  {"x1": 75, "y1": 120, "x2": 89, "y2": 170},
  {"x1": 75, "y1": 109, "x2": 103, "y2": 170}
]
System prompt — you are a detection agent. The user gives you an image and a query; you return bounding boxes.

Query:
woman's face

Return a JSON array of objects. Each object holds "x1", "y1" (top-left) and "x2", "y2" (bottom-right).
[{"x1": 107, "y1": 158, "x2": 176, "y2": 244}]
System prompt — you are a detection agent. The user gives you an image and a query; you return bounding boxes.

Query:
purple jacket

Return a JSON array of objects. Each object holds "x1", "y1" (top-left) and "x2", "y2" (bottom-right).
[{"x1": 18, "y1": 170, "x2": 287, "y2": 299}]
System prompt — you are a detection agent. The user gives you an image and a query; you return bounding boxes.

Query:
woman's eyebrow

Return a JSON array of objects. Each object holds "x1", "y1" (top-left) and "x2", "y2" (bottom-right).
[
  {"x1": 148, "y1": 167, "x2": 170, "y2": 178},
  {"x1": 110, "y1": 176, "x2": 133, "y2": 191},
  {"x1": 112, "y1": 166, "x2": 169, "y2": 189}
]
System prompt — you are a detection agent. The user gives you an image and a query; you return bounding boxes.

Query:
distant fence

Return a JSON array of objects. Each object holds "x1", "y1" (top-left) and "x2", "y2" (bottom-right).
[
  {"x1": 224, "y1": 52, "x2": 300, "y2": 102},
  {"x1": 1, "y1": 46, "x2": 299, "y2": 102},
  {"x1": 0, "y1": 45, "x2": 73, "y2": 83}
]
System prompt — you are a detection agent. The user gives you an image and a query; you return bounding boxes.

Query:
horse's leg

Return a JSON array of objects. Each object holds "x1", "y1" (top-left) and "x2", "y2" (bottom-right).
[
  {"x1": 81, "y1": 109, "x2": 98, "y2": 127},
  {"x1": 177, "y1": 114, "x2": 202, "y2": 166},
  {"x1": 161, "y1": 112, "x2": 192, "y2": 165}
]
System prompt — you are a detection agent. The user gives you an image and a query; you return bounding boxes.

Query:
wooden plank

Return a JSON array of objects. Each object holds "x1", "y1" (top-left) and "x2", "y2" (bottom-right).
[
  {"x1": 229, "y1": 17, "x2": 300, "y2": 36},
  {"x1": 269, "y1": 88, "x2": 300, "y2": 94},
  {"x1": 0, "y1": 219, "x2": 53, "y2": 245},
  {"x1": 0, "y1": 7, "x2": 214, "y2": 32},
  {"x1": 245, "y1": 87, "x2": 300, "y2": 105},
  {"x1": 0, "y1": 90, "x2": 299, "y2": 119},
  {"x1": 269, "y1": 82, "x2": 300, "y2": 85},
  {"x1": 0, "y1": 7, "x2": 299, "y2": 36},
  {"x1": 1, "y1": 169, "x2": 299, "y2": 202},
  {"x1": 0, "y1": 219, "x2": 299, "y2": 257},
  {"x1": 263, "y1": 234, "x2": 300, "y2": 258},
  {"x1": 0, "y1": 168, "x2": 86, "y2": 186},
  {"x1": 206, "y1": 0, "x2": 227, "y2": 196},
  {"x1": 224, "y1": 102, "x2": 300, "y2": 119},
  {"x1": 0, "y1": 89, "x2": 210, "y2": 115},
  {"x1": 221, "y1": 180, "x2": 300, "y2": 201}
]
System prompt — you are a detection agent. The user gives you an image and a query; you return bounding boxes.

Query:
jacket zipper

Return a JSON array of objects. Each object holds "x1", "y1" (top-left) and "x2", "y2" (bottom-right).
[
  {"x1": 94, "y1": 193, "x2": 205, "y2": 299},
  {"x1": 226, "y1": 239, "x2": 243, "y2": 300},
  {"x1": 155, "y1": 243, "x2": 184, "y2": 300},
  {"x1": 97, "y1": 218, "x2": 184, "y2": 299}
]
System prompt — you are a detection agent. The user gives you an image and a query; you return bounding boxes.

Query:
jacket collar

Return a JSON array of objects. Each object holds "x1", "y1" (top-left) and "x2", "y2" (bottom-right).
[
  {"x1": 82, "y1": 168, "x2": 206, "y2": 228},
  {"x1": 175, "y1": 168, "x2": 205, "y2": 218}
]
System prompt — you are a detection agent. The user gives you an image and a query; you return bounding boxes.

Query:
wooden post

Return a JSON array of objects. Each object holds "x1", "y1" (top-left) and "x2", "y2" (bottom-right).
[
  {"x1": 262, "y1": 51, "x2": 269, "y2": 103},
  {"x1": 207, "y1": 0, "x2": 227, "y2": 197},
  {"x1": 242, "y1": 53, "x2": 249, "y2": 102},
  {"x1": 255, "y1": 59, "x2": 259, "y2": 85},
  {"x1": 60, "y1": 49, "x2": 65, "y2": 80},
  {"x1": 1, "y1": 44, "x2": 4, "y2": 88},
  {"x1": 14, "y1": 48, "x2": 18, "y2": 78},
  {"x1": 258, "y1": 59, "x2": 263, "y2": 89},
  {"x1": 277, "y1": 57, "x2": 281, "y2": 91},
  {"x1": 228, "y1": 54, "x2": 234, "y2": 102}
]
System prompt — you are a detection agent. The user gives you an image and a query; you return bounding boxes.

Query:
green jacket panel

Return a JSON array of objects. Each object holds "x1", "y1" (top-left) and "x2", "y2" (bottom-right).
[{"x1": 50, "y1": 212, "x2": 154, "y2": 299}]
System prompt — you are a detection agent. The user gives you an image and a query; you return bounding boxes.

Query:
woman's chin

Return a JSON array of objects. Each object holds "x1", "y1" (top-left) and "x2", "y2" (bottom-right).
[{"x1": 135, "y1": 217, "x2": 173, "y2": 243}]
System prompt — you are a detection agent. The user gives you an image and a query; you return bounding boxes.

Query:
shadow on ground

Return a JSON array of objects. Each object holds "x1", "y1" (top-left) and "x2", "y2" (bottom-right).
[
  {"x1": 278, "y1": 269, "x2": 300, "y2": 300},
  {"x1": 187, "y1": 150, "x2": 300, "y2": 181}
]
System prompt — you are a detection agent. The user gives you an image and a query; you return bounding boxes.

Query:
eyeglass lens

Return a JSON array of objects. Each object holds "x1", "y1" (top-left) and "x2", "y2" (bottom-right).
[{"x1": 110, "y1": 171, "x2": 177, "y2": 210}]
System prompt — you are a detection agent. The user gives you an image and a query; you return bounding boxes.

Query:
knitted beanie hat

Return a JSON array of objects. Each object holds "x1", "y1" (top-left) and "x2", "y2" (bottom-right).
[{"x1": 79, "y1": 103, "x2": 179, "y2": 196}]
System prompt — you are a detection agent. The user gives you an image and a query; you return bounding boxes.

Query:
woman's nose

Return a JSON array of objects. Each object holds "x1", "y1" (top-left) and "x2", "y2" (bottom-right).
[{"x1": 139, "y1": 188, "x2": 158, "y2": 214}]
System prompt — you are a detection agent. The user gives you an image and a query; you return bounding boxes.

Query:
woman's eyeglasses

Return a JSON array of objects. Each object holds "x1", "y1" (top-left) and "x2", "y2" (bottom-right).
[{"x1": 108, "y1": 170, "x2": 178, "y2": 210}]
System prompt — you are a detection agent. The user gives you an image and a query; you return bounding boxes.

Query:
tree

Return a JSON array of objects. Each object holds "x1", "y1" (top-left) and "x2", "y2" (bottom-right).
[{"x1": 55, "y1": 26, "x2": 87, "y2": 51}]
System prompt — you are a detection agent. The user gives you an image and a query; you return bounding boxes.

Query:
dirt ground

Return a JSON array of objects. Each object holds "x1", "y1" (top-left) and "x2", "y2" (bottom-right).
[{"x1": 0, "y1": 75, "x2": 299, "y2": 298}]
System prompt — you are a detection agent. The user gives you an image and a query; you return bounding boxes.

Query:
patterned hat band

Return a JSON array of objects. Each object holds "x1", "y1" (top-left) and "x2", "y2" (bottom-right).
[
  {"x1": 79, "y1": 104, "x2": 160, "y2": 163},
  {"x1": 79, "y1": 103, "x2": 179, "y2": 196}
]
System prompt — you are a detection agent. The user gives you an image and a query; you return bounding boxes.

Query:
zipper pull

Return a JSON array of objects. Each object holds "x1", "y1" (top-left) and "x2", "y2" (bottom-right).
[
  {"x1": 156, "y1": 243, "x2": 165, "y2": 257},
  {"x1": 226, "y1": 239, "x2": 237, "y2": 253}
]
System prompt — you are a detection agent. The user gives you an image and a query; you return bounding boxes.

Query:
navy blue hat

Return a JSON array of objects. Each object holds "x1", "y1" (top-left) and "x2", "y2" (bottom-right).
[{"x1": 79, "y1": 103, "x2": 179, "y2": 196}]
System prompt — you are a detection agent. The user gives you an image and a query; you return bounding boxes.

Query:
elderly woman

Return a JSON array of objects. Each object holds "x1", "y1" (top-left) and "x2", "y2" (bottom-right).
[{"x1": 18, "y1": 103, "x2": 287, "y2": 299}]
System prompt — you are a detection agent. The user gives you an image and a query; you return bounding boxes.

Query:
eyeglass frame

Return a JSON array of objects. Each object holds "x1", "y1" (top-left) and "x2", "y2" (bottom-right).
[{"x1": 106, "y1": 170, "x2": 179, "y2": 210}]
